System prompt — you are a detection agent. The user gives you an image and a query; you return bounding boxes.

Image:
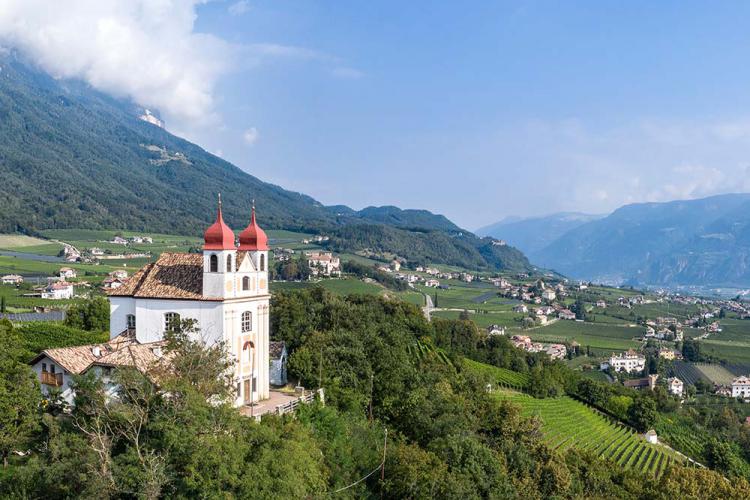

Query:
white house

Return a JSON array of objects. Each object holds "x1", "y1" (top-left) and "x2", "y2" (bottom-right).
[
  {"x1": 487, "y1": 324, "x2": 506, "y2": 336},
  {"x1": 425, "y1": 279, "x2": 440, "y2": 288},
  {"x1": 59, "y1": 267, "x2": 77, "y2": 279},
  {"x1": 269, "y1": 341, "x2": 288, "y2": 386},
  {"x1": 667, "y1": 377, "x2": 684, "y2": 397},
  {"x1": 605, "y1": 349, "x2": 646, "y2": 373},
  {"x1": 110, "y1": 269, "x2": 129, "y2": 280},
  {"x1": 42, "y1": 281, "x2": 74, "y2": 300},
  {"x1": 732, "y1": 376, "x2": 750, "y2": 399},
  {"x1": 1, "y1": 274, "x2": 23, "y2": 285},
  {"x1": 30, "y1": 333, "x2": 166, "y2": 405},
  {"x1": 305, "y1": 251, "x2": 341, "y2": 277},
  {"x1": 541, "y1": 289, "x2": 556, "y2": 301},
  {"x1": 645, "y1": 429, "x2": 658, "y2": 444}
]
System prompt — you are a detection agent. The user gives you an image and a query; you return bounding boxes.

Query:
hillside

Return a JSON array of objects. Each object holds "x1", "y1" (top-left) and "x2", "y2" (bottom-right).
[
  {"x1": 533, "y1": 194, "x2": 750, "y2": 286},
  {"x1": 0, "y1": 53, "x2": 531, "y2": 272},
  {"x1": 496, "y1": 389, "x2": 686, "y2": 477},
  {"x1": 476, "y1": 212, "x2": 604, "y2": 255}
]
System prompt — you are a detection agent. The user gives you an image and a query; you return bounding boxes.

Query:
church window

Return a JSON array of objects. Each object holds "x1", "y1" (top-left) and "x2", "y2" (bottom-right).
[
  {"x1": 227, "y1": 254, "x2": 233, "y2": 272},
  {"x1": 242, "y1": 276, "x2": 250, "y2": 291},
  {"x1": 242, "y1": 311, "x2": 252, "y2": 332},
  {"x1": 260, "y1": 254, "x2": 265, "y2": 272},
  {"x1": 164, "y1": 312, "x2": 181, "y2": 332},
  {"x1": 209, "y1": 254, "x2": 218, "y2": 273}
]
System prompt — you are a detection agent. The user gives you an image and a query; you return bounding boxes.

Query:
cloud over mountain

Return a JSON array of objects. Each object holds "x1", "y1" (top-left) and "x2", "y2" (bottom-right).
[{"x1": 0, "y1": 0, "x2": 232, "y2": 124}]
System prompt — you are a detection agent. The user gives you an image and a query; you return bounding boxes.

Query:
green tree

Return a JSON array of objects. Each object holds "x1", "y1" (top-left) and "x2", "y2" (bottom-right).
[
  {"x1": 0, "y1": 295, "x2": 5, "y2": 314},
  {"x1": 65, "y1": 297, "x2": 110, "y2": 331},
  {"x1": 0, "y1": 327, "x2": 41, "y2": 467},
  {"x1": 627, "y1": 396, "x2": 657, "y2": 432}
]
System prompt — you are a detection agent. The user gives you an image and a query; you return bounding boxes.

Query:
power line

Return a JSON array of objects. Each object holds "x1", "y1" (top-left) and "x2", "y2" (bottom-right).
[{"x1": 330, "y1": 428, "x2": 387, "y2": 495}]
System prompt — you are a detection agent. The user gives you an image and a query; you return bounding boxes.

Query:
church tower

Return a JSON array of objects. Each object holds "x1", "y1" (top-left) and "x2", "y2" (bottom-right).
[
  {"x1": 202, "y1": 195, "x2": 238, "y2": 298},
  {"x1": 238, "y1": 202, "x2": 269, "y2": 296}
]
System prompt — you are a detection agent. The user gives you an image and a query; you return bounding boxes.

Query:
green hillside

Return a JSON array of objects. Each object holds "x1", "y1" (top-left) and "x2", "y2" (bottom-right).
[
  {"x1": 497, "y1": 389, "x2": 689, "y2": 477},
  {"x1": 0, "y1": 53, "x2": 531, "y2": 273}
]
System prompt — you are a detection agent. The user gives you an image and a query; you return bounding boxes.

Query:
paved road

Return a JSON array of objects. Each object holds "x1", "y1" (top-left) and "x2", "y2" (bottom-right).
[{"x1": 423, "y1": 293, "x2": 434, "y2": 321}]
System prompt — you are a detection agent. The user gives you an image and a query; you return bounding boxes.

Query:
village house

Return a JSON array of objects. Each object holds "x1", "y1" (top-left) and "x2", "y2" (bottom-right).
[
  {"x1": 602, "y1": 349, "x2": 646, "y2": 373},
  {"x1": 102, "y1": 277, "x2": 128, "y2": 290},
  {"x1": 41, "y1": 281, "x2": 74, "y2": 300},
  {"x1": 536, "y1": 314, "x2": 549, "y2": 325},
  {"x1": 541, "y1": 289, "x2": 556, "y2": 301},
  {"x1": 513, "y1": 304, "x2": 528, "y2": 314},
  {"x1": 59, "y1": 267, "x2": 77, "y2": 279},
  {"x1": 510, "y1": 335, "x2": 532, "y2": 350},
  {"x1": 624, "y1": 374, "x2": 659, "y2": 391},
  {"x1": 731, "y1": 376, "x2": 750, "y2": 399},
  {"x1": 658, "y1": 348, "x2": 679, "y2": 360},
  {"x1": 645, "y1": 430, "x2": 658, "y2": 444},
  {"x1": 390, "y1": 260, "x2": 401, "y2": 272},
  {"x1": 305, "y1": 251, "x2": 341, "y2": 277},
  {"x1": 596, "y1": 300, "x2": 607, "y2": 308},
  {"x1": 667, "y1": 377, "x2": 684, "y2": 397},
  {"x1": 269, "y1": 341, "x2": 288, "y2": 386},
  {"x1": 424, "y1": 279, "x2": 440, "y2": 288},
  {"x1": 111, "y1": 236, "x2": 128, "y2": 245},
  {"x1": 558, "y1": 309, "x2": 576, "y2": 320},
  {"x1": 90, "y1": 247, "x2": 104, "y2": 256},
  {"x1": 1, "y1": 274, "x2": 23, "y2": 285},
  {"x1": 545, "y1": 343, "x2": 567, "y2": 360},
  {"x1": 487, "y1": 324, "x2": 506, "y2": 336},
  {"x1": 536, "y1": 305, "x2": 555, "y2": 316},
  {"x1": 110, "y1": 269, "x2": 128, "y2": 280}
]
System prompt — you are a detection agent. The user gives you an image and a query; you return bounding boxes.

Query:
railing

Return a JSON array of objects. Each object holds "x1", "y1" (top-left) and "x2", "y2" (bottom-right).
[
  {"x1": 275, "y1": 389, "x2": 324, "y2": 416},
  {"x1": 40, "y1": 371, "x2": 63, "y2": 387}
]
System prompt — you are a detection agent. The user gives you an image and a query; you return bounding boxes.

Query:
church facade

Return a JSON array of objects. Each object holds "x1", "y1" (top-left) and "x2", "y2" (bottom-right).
[{"x1": 107, "y1": 199, "x2": 271, "y2": 407}]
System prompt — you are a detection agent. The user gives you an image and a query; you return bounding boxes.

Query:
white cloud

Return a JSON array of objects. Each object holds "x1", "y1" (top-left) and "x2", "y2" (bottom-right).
[
  {"x1": 228, "y1": 1, "x2": 251, "y2": 16},
  {"x1": 243, "y1": 127, "x2": 259, "y2": 145},
  {"x1": 0, "y1": 0, "x2": 233, "y2": 124}
]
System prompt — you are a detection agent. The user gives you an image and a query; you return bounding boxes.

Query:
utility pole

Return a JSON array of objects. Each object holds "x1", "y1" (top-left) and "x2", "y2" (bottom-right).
[
  {"x1": 369, "y1": 373, "x2": 374, "y2": 422},
  {"x1": 380, "y1": 428, "x2": 388, "y2": 482}
]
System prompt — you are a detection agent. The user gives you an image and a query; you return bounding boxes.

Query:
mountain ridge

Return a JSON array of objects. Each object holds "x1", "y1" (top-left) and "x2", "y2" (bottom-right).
[{"x1": 0, "y1": 52, "x2": 531, "y2": 272}]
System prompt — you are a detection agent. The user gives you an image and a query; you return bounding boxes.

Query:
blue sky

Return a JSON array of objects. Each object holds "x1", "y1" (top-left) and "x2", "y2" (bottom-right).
[{"x1": 4, "y1": 1, "x2": 750, "y2": 229}]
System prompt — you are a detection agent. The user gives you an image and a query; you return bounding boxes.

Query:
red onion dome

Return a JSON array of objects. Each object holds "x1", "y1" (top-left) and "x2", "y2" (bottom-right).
[
  {"x1": 239, "y1": 205, "x2": 269, "y2": 251},
  {"x1": 203, "y1": 196, "x2": 236, "y2": 250}
]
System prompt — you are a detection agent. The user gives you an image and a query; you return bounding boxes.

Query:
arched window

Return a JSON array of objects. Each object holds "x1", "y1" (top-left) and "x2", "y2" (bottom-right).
[
  {"x1": 260, "y1": 254, "x2": 265, "y2": 272},
  {"x1": 164, "y1": 312, "x2": 180, "y2": 332},
  {"x1": 242, "y1": 311, "x2": 252, "y2": 332},
  {"x1": 227, "y1": 254, "x2": 233, "y2": 272},
  {"x1": 209, "y1": 254, "x2": 218, "y2": 273},
  {"x1": 242, "y1": 276, "x2": 250, "y2": 291},
  {"x1": 126, "y1": 314, "x2": 136, "y2": 330}
]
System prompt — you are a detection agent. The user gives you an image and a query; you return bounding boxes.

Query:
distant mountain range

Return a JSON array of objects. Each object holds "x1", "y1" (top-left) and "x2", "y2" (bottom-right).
[
  {"x1": 482, "y1": 195, "x2": 750, "y2": 287},
  {"x1": 477, "y1": 212, "x2": 604, "y2": 255},
  {"x1": 0, "y1": 52, "x2": 530, "y2": 272}
]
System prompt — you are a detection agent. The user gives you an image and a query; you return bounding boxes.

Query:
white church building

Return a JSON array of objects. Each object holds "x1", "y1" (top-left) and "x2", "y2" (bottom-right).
[{"x1": 32, "y1": 200, "x2": 274, "y2": 409}]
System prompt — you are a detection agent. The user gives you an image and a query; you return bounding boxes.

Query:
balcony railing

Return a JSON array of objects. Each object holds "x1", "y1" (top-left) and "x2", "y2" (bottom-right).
[{"x1": 40, "y1": 371, "x2": 63, "y2": 387}]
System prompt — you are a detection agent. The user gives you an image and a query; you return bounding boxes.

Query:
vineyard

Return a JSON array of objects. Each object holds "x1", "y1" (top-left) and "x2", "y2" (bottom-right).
[
  {"x1": 672, "y1": 361, "x2": 709, "y2": 386},
  {"x1": 694, "y1": 363, "x2": 736, "y2": 385},
  {"x1": 408, "y1": 339, "x2": 455, "y2": 369},
  {"x1": 497, "y1": 389, "x2": 688, "y2": 477},
  {"x1": 462, "y1": 358, "x2": 530, "y2": 389}
]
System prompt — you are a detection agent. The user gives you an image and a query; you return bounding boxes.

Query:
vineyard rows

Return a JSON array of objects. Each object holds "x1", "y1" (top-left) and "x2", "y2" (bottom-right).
[
  {"x1": 497, "y1": 390, "x2": 687, "y2": 477},
  {"x1": 462, "y1": 358, "x2": 530, "y2": 389}
]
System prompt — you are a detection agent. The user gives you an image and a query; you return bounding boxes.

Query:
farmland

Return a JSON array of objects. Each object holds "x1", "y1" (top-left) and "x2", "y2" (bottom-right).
[
  {"x1": 462, "y1": 358, "x2": 530, "y2": 389},
  {"x1": 496, "y1": 389, "x2": 687, "y2": 477}
]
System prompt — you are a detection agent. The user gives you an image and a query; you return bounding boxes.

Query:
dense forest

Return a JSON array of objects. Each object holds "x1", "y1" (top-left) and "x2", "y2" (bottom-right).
[{"x1": 2, "y1": 291, "x2": 750, "y2": 498}]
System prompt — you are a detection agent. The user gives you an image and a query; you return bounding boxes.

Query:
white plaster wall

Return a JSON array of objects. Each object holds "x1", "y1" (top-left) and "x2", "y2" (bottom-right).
[
  {"x1": 109, "y1": 296, "x2": 136, "y2": 338},
  {"x1": 31, "y1": 357, "x2": 75, "y2": 406},
  {"x1": 134, "y1": 298, "x2": 224, "y2": 344}
]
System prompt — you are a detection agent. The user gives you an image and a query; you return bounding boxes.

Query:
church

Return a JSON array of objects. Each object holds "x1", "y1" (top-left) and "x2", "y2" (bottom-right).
[{"x1": 31, "y1": 199, "x2": 273, "y2": 409}]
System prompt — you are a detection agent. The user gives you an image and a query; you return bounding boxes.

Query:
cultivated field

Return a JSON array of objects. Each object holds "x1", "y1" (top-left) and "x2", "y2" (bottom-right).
[
  {"x1": 497, "y1": 389, "x2": 688, "y2": 477},
  {"x1": 693, "y1": 363, "x2": 736, "y2": 385},
  {"x1": 462, "y1": 358, "x2": 530, "y2": 389}
]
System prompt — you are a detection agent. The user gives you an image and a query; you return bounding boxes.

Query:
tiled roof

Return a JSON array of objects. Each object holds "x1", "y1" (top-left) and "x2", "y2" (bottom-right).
[
  {"x1": 108, "y1": 252, "x2": 221, "y2": 301},
  {"x1": 269, "y1": 341, "x2": 286, "y2": 359},
  {"x1": 31, "y1": 331, "x2": 169, "y2": 377}
]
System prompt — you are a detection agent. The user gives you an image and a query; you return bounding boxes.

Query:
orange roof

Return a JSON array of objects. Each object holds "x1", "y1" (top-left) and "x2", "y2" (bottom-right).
[
  {"x1": 204, "y1": 196, "x2": 236, "y2": 250},
  {"x1": 238, "y1": 206, "x2": 269, "y2": 251}
]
